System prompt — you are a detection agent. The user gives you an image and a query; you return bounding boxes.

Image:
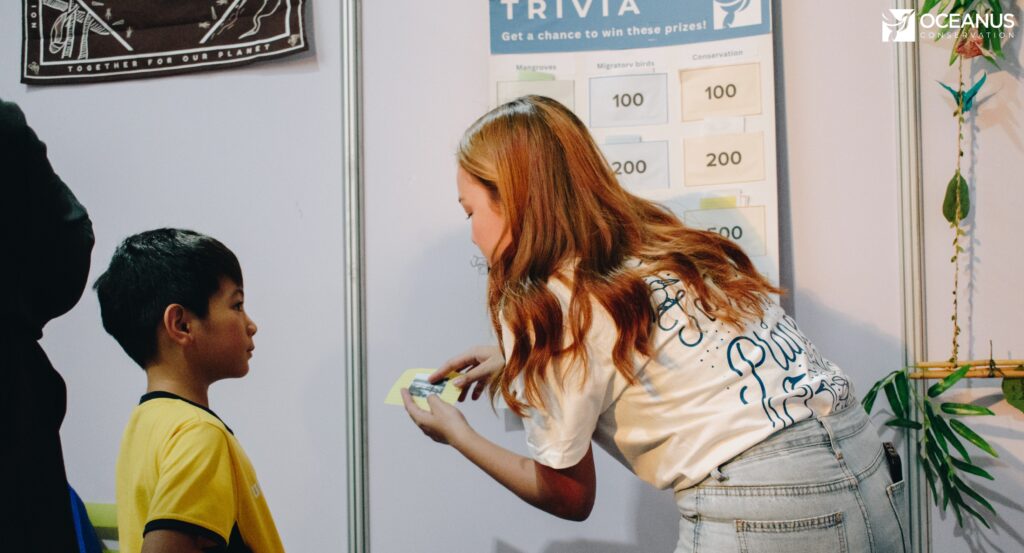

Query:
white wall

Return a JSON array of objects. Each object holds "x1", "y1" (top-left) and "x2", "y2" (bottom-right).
[
  {"x1": 919, "y1": 2, "x2": 1024, "y2": 550},
  {"x1": 776, "y1": 1, "x2": 904, "y2": 408},
  {"x1": 0, "y1": 3, "x2": 348, "y2": 551}
]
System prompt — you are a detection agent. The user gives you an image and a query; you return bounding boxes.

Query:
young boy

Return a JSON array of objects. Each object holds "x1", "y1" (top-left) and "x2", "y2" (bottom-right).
[{"x1": 95, "y1": 228, "x2": 284, "y2": 553}]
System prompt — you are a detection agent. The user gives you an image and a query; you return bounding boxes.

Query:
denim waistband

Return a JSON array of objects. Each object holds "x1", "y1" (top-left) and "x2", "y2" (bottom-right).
[{"x1": 721, "y1": 405, "x2": 871, "y2": 467}]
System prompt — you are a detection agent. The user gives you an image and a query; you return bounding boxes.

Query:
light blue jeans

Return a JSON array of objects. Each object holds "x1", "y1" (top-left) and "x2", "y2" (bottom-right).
[{"x1": 675, "y1": 406, "x2": 909, "y2": 552}]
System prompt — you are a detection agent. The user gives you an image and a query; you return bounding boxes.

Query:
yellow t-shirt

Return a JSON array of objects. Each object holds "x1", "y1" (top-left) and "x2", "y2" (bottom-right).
[{"x1": 115, "y1": 392, "x2": 284, "y2": 553}]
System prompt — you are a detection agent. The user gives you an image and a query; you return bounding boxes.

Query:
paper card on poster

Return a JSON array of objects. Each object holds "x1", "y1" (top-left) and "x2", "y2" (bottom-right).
[
  {"x1": 683, "y1": 206, "x2": 767, "y2": 257},
  {"x1": 497, "y1": 80, "x2": 576, "y2": 109},
  {"x1": 518, "y1": 70, "x2": 555, "y2": 81},
  {"x1": 699, "y1": 195, "x2": 738, "y2": 209},
  {"x1": 589, "y1": 73, "x2": 668, "y2": 128},
  {"x1": 684, "y1": 132, "x2": 765, "y2": 186},
  {"x1": 702, "y1": 117, "x2": 746, "y2": 136},
  {"x1": 601, "y1": 139, "x2": 670, "y2": 191},
  {"x1": 680, "y1": 63, "x2": 762, "y2": 121}
]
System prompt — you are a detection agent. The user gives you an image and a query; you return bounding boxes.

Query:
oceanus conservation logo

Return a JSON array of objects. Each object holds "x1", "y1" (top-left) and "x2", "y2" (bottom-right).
[
  {"x1": 883, "y1": 9, "x2": 917, "y2": 42},
  {"x1": 713, "y1": 0, "x2": 762, "y2": 30},
  {"x1": 883, "y1": 8, "x2": 1016, "y2": 42}
]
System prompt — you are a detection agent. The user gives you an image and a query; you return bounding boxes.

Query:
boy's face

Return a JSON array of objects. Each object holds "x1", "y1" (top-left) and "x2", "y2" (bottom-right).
[{"x1": 188, "y1": 277, "x2": 257, "y2": 382}]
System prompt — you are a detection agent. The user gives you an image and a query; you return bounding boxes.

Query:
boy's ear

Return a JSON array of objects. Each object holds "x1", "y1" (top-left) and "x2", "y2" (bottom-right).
[{"x1": 162, "y1": 304, "x2": 194, "y2": 345}]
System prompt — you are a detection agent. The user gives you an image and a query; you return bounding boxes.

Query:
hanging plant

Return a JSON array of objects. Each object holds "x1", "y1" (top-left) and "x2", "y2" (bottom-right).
[{"x1": 863, "y1": 0, "x2": 1019, "y2": 530}]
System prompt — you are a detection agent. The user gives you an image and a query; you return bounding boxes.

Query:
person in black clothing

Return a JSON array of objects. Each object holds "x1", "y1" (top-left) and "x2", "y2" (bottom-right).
[{"x1": 0, "y1": 99, "x2": 95, "y2": 552}]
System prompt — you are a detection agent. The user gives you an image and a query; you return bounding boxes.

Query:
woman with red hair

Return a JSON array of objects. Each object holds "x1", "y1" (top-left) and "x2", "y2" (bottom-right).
[{"x1": 403, "y1": 95, "x2": 906, "y2": 552}]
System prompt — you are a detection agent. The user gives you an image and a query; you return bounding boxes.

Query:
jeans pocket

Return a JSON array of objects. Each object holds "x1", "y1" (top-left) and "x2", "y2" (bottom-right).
[
  {"x1": 887, "y1": 480, "x2": 910, "y2": 553},
  {"x1": 736, "y1": 512, "x2": 847, "y2": 553}
]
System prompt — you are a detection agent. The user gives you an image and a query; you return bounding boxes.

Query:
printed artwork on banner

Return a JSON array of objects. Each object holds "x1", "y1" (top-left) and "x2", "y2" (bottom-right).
[{"x1": 21, "y1": 0, "x2": 308, "y2": 85}]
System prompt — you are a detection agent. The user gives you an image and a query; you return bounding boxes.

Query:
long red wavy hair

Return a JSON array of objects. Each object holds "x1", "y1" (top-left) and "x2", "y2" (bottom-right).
[{"x1": 457, "y1": 96, "x2": 781, "y2": 416}]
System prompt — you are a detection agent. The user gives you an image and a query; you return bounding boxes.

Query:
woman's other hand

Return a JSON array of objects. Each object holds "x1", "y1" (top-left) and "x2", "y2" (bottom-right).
[
  {"x1": 429, "y1": 345, "x2": 504, "y2": 401},
  {"x1": 402, "y1": 391, "x2": 472, "y2": 446}
]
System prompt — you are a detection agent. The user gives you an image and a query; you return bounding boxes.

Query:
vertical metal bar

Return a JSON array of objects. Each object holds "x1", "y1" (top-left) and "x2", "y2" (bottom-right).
[
  {"x1": 341, "y1": 1, "x2": 367, "y2": 552},
  {"x1": 892, "y1": 2, "x2": 930, "y2": 551}
]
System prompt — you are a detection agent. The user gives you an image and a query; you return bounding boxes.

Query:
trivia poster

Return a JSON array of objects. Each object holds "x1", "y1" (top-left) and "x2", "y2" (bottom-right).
[{"x1": 489, "y1": 0, "x2": 780, "y2": 284}]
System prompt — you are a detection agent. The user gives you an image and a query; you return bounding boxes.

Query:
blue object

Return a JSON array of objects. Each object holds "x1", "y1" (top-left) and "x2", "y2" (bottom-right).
[
  {"x1": 939, "y1": 73, "x2": 987, "y2": 112},
  {"x1": 68, "y1": 485, "x2": 103, "y2": 553}
]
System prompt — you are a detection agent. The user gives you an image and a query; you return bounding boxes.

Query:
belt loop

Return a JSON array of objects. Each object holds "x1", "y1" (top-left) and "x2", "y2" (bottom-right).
[
  {"x1": 818, "y1": 416, "x2": 844, "y2": 460},
  {"x1": 711, "y1": 466, "x2": 729, "y2": 482}
]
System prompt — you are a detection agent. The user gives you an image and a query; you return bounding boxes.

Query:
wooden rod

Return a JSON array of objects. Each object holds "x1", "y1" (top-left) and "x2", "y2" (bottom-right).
[
  {"x1": 914, "y1": 359, "x2": 1023, "y2": 369},
  {"x1": 909, "y1": 368, "x2": 1024, "y2": 380}
]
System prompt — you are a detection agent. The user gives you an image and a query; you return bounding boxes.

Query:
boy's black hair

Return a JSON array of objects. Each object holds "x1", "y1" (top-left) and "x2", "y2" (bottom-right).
[{"x1": 94, "y1": 228, "x2": 243, "y2": 368}]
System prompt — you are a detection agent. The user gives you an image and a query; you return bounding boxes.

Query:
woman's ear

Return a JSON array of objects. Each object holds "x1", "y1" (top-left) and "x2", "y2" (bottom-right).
[{"x1": 162, "y1": 304, "x2": 192, "y2": 345}]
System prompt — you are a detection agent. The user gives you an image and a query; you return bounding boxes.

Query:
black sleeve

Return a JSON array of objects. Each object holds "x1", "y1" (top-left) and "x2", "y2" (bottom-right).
[{"x1": 0, "y1": 99, "x2": 95, "y2": 337}]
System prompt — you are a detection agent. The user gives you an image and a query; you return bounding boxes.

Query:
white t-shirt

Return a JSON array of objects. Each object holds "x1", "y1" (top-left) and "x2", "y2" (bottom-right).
[{"x1": 502, "y1": 269, "x2": 855, "y2": 492}]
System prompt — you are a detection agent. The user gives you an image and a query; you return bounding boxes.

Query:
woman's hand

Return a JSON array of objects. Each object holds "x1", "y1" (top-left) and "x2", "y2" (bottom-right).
[
  {"x1": 428, "y1": 345, "x2": 504, "y2": 401},
  {"x1": 402, "y1": 391, "x2": 473, "y2": 446},
  {"x1": 402, "y1": 390, "x2": 596, "y2": 521}
]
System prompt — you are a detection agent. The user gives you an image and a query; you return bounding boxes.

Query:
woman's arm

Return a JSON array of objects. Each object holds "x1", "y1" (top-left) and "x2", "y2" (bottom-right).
[{"x1": 402, "y1": 391, "x2": 596, "y2": 521}]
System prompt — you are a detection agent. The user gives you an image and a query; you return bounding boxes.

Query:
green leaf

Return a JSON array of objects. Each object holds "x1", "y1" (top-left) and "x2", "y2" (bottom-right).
[
  {"x1": 896, "y1": 371, "x2": 911, "y2": 415},
  {"x1": 862, "y1": 379, "x2": 884, "y2": 414},
  {"x1": 921, "y1": 457, "x2": 940, "y2": 506},
  {"x1": 942, "y1": 402, "x2": 994, "y2": 416},
  {"x1": 984, "y1": 0, "x2": 1005, "y2": 60},
  {"x1": 991, "y1": 29, "x2": 1004, "y2": 58},
  {"x1": 929, "y1": 364, "x2": 971, "y2": 397},
  {"x1": 922, "y1": 0, "x2": 943, "y2": 13},
  {"x1": 926, "y1": 402, "x2": 950, "y2": 450},
  {"x1": 885, "y1": 382, "x2": 906, "y2": 418},
  {"x1": 929, "y1": 402, "x2": 972, "y2": 461},
  {"x1": 986, "y1": 0, "x2": 1003, "y2": 17},
  {"x1": 926, "y1": 441, "x2": 954, "y2": 510},
  {"x1": 1002, "y1": 378, "x2": 1024, "y2": 414},
  {"x1": 886, "y1": 418, "x2": 923, "y2": 430},
  {"x1": 953, "y1": 474, "x2": 997, "y2": 514},
  {"x1": 929, "y1": 427, "x2": 949, "y2": 458},
  {"x1": 951, "y1": 457, "x2": 994, "y2": 480},
  {"x1": 949, "y1": 486, "x2": 965, "y2": 525},
  {"x1": 926, "y1": 439, "x2": 947, "y2": 474},
  {"x1": 950, "y1": 419, "x2": 999, "y2": 457},
  {"x1": 942, "y1": 172, "x2": 971, "y2": 223},
  {"x1": 959, "y1": 0, "x2": 982, "y2": 12}
]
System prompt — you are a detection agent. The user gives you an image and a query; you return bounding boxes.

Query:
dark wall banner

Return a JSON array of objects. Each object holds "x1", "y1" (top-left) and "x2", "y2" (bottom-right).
[{"x1": 21, "y1": 0, "x2": 308, "y2": 85}]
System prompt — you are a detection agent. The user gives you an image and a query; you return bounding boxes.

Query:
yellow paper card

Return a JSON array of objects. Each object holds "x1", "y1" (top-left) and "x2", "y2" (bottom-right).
[
  {"x1": 496, "y1": 80, "x2": 575, "y2": 110},
  {"x1": 516, "y1": 70, "x2": 556, "y2": 81},
  {"x1": 384, "y1": 369, "x2": 462, "y2": 410},
  {"x1": 699, "y1": 195, "x2": 738, "y2": 209}
]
